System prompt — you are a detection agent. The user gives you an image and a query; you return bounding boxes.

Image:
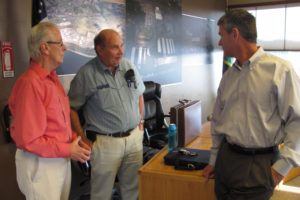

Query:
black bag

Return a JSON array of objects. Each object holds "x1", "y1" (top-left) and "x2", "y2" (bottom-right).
[{"x1": 164, "y1": 148, "x2": 210, "y2": 170}]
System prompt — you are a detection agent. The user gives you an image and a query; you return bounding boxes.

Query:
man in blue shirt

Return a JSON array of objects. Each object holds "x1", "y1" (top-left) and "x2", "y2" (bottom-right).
[
  {"x1": 203, "y1": 9, "x2": 300, "y2": 200},
  {"x1": 69, "y1": 29, "x2": 145, "y2": 200}
]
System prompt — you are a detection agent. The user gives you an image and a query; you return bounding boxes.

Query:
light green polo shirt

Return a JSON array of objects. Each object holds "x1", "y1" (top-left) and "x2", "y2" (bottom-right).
[{"x1": 68, "y1": 57, "x2": 145, "y2": 134}]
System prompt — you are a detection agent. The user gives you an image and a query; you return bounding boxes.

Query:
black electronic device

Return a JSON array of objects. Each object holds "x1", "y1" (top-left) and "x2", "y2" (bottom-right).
[
  {"x1": 164, "y1": 148, "x2": 210, "y2": 170},
  {"x1": 124, "y1": 69, "x2": 137, "y2": 89}
]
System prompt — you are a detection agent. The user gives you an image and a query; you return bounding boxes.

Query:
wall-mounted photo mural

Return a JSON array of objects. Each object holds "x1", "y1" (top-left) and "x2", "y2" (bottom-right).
[
  {"x1": 44, "y1": 0, "x2": 126, "y2": 75},
  {"x1": 125, "y1": 0, "x2": 182, "y2": 85},
  {"x1": 43, "y1": 0, "x2": 182, "y2": 85},
  {"x1": 182, "y1": 14, "x2": 215, "y2": 65}
]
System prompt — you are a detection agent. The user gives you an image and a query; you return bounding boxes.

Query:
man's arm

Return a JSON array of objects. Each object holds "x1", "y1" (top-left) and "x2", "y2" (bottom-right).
[
  {"x1": 138, "y1": 95, "x2": 144, "y2": 130},
  {"x1": 70, "y1": 109, "x2": 92, "y2": 147},
  {"x1": 272, "y1": 63, "x2": 300, "y2": 184},
  {"x1": 139, "y1": 95, "x2": 144, "y2": 119}
]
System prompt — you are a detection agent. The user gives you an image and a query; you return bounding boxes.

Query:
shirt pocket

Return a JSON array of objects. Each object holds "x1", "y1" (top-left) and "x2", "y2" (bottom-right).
[
  {"x1": 47, "y1": 96, "x2": 66, "y2": 124},
  {"x1": 94, "y1": 87, "x2": 116, "y2": 109},
  {"x1": 126, "y1": 81, "x2": 140, "y2": 104},
  {"x1": 252, "y1": 87, "x2": 275, "y2": 113}
]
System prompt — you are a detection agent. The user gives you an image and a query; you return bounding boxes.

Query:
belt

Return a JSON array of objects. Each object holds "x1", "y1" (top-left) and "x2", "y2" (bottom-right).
[
  {"x1": 86, "y1": 129, "x2": 133, "y2": 139},
  {"x1": 226, "y1": 140, "x2": 278, "y2": 155}
]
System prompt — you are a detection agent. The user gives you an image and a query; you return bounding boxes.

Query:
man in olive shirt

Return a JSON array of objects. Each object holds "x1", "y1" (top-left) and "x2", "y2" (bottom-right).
[{"x1": 68, "y1": 29, "x2": 145, "y2": 200}]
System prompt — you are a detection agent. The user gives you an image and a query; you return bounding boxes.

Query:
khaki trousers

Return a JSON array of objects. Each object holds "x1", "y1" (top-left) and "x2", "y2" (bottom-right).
[
  {"x1": 90, "y1": 126, "x2": 143, "y2": 200},
  {"x1": 15, "y1": 149, "x2": 71, "y2": 200}
]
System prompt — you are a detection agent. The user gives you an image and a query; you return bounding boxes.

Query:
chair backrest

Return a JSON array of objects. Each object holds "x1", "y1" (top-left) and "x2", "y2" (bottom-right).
[
  {"x1": 2, "y1": 104, "x2": 12, "y2": 143},
  {"x1": 143, "y1": 81, "x2": 165, "y2": 131}
]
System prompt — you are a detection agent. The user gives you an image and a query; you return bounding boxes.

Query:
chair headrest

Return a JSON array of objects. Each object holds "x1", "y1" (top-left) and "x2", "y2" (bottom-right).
[{"x1": 143, "y1": 81, "x2": 162, "y2": 100}]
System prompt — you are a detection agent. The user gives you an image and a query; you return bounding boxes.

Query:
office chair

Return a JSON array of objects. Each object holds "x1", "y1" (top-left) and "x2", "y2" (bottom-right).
[
  {"x1": 2, "y1": 104, "x2": 12, "y2": 143},
  {"x1": 143, "y1": 81, "x2": 170, "y2": 149}
]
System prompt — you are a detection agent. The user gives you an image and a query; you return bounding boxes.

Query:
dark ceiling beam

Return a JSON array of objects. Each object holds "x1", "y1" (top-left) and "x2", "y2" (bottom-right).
[{"x1": 228, "y1": 0, "x2": 300, "y2": 9}]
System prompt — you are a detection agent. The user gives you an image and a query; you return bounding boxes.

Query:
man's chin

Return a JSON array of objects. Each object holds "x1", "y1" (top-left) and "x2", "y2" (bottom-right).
[
  {"x1": 113, "y1": 61, "x2": 121, "y2": 66},
  {"x1": 56, "y1": 61, "x2": 63, "y2": 68}
]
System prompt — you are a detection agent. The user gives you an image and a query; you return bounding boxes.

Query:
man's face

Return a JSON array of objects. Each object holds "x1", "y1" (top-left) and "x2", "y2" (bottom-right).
[
  {"x1": 98, "y1": 33, "x2": 124, "y2": 68},
  {"x1": 218, "y1": 25, "x2": 234, "y2": 57},
  {"x1": 47, "y1": 28, "x2": 66, "y2": 67}
]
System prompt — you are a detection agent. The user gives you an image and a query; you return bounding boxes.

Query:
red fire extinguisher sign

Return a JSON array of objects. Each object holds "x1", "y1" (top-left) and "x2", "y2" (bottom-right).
[{"x1": 1, "y1": 41, "x2": 14, "y2": 78}]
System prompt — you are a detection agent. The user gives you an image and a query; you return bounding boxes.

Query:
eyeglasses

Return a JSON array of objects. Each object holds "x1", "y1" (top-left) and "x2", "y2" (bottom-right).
[{"x1": 46, "y1": 41, "x2": 64, "y2": 47}]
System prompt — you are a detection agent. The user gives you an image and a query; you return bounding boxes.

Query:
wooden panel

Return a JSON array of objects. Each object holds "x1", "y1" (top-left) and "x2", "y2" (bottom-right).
[{"x1": 139, "y1": 172, "x2": 215, "y2": 200}]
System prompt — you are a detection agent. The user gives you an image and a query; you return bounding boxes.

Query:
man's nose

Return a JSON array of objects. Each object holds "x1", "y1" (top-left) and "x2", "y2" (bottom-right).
[{"x1": 119, "y1": 47, "x2": 124, "y2": 55}]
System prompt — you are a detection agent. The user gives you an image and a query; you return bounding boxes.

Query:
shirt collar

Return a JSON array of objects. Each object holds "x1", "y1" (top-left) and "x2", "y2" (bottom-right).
[
  {"x1": 96, "y1": 57, "x2": 120, "y2": 74},
  {"x1": 233, "y1": 61, "x2": 242, "y2": 71},
  {"x1": 29, "y1": 61, "x2": 57, "y2": 80},
  {"x1": 249, "y1": 46, "x2": 264, "y2": 64},
  {"x1": 233, "y1": 46, "x2": 264, "y2": 71}
]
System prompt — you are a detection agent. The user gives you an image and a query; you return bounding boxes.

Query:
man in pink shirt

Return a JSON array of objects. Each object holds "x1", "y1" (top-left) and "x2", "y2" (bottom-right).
[{"x1": 8, "y1": 22, "x2": 91, "y2": 200}]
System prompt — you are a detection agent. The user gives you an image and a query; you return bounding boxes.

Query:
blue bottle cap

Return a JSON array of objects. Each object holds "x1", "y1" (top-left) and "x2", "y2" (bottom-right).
[{"x1": 169, "y1": 123, "x2": 176, "y2": 131}]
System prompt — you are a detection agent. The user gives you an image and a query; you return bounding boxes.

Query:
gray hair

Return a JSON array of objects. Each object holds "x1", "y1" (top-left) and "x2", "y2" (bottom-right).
[
  {"x1": 218, "y1": 9, "x2": 257, "y2": 43},
  {"x1": 28, "y1": 21, "x2": 58, "y2": 59}
]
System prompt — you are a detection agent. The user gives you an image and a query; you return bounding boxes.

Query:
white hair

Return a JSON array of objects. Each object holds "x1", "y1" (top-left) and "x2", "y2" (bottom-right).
[{"x1": 28, "y1": 21, "x2": 59, "y2": 59}]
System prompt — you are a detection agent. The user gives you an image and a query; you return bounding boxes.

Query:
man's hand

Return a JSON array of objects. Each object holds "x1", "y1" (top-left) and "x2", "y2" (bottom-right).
[
  {"x1": 70, "y1": 136, "x2": 91, "y2": 163},
  {"x1": 139, "y1": 120, "x2": 144, "y2": 131},
  {"x1": 203, "y1": 164, "x2": 215, "y2": 181},
  {"x1": 80, "y1": 136, "x2": 93, "y2": 148},
  {"x1": 272, "y1": 168, "x2": 284, "y2": 186}
]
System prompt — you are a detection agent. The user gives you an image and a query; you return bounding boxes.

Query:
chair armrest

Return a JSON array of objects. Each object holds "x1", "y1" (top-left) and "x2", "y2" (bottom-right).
[{"x1": 163, "y1": 114, "x2": 170, "y2": 128}]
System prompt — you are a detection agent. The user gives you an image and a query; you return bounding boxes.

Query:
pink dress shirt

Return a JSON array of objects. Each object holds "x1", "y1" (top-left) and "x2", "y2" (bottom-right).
[{"x1": 9, "y1": 61, "x2": 75, "y2": 157}]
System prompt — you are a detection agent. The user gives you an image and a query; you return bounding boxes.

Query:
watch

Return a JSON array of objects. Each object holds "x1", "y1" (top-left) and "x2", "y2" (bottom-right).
[{"x1": 140, "y1": 119, "x2": 145, "y2": 124}]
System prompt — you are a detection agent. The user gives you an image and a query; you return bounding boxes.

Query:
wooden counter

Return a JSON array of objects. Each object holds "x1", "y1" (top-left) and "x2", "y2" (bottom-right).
[
  {"x1": 139, "y1": 123, "x2": 216, "y2": 200},
  {"x1": 139, "y1": 122, "x2": 300, "y2": 200}
]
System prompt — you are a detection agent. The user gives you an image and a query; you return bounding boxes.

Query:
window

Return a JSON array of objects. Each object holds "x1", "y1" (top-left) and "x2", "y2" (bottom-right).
[
  {"x1": 242, "y1": 4, "x2": 300, "y2": 77},
  {"x1": 285, "y1": 5, "x2": 300, "y2": 49},
  {"x1": 244, "y1": 3, "x2": 300, "y2": 50}
]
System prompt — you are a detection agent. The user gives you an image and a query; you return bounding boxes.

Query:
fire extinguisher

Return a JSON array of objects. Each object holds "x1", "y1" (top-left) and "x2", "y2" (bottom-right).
[{"x1": 1, "y1": 41, "x2": 14, "y2": 78}]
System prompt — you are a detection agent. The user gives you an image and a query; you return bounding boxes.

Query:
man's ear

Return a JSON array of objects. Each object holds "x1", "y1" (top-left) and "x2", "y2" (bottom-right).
[
  {"x1": 40, "y1": 43, "x2": 49, "y2": 55},
  {"x1": 95, "y1": 45, "x2": 103, "y2": 56},
  {"x1": 232, "y1": 27, "x2": 239, "y2": 40}
]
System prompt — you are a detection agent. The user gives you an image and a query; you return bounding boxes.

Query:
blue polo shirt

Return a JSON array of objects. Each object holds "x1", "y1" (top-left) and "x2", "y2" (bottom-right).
[{"x1": 68, "y1": 57, "x2": 145, "y2": 134}]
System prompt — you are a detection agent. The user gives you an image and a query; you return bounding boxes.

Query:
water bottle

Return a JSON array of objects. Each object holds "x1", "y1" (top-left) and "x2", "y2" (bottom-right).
[{"x1": 168, "y1": 123, "x2": 177, "y2": 152}]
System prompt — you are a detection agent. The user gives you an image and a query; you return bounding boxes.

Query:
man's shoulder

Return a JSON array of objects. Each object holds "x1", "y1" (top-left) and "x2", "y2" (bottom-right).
[
  {"x1": 120, "y1": 58, "x2": 135, "y2": 70},
  {"x1": 16, "y1": 68, "x2": 41, "y2": 84},
  {"x1": 261, "y1": 52, "x2": 293, "y2": 69},
  {"x1": 76, "y1": 57, "x2": 100, "y2": 75}
]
